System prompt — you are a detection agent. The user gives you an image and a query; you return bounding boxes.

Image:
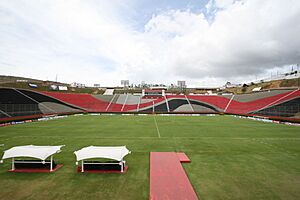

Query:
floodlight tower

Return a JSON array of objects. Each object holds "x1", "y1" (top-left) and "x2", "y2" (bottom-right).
[{"x1": 297, "y1": 64, "x2": 299, "y2": 89}]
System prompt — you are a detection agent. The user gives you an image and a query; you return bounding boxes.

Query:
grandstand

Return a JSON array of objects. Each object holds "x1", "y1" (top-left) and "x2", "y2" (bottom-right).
[{"x1": 0, "y1": 87, "x2": 299, "y2": 122}]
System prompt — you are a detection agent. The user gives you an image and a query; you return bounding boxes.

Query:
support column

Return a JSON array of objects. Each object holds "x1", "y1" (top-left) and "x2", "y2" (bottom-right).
[
  {"x1": 120, "y1": 161, "x2": 124, "y2": 173},
  {"x1": 50, "y1": 156, "x2": 53, "y2": 172},
  {"x1": 152, "y1": 101, "x2": 155, "y2": 113},
  {"x1": 185, "y1": 95, "x2": 194, "y2": 112},
  {"x1": 81, "y1": 160, "x2": 84, "y2": 172},
  {"x1": 164, "y1": 96, "x2": 170, "y2": 112},
  {"x1": 11, "y1": 157, "x2": 15, "y2": 171}
]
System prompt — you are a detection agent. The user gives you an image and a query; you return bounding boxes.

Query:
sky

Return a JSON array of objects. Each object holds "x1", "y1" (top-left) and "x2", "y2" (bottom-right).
[{"x1": 0, "y1": 0, "x2": 300, "y2": 87}]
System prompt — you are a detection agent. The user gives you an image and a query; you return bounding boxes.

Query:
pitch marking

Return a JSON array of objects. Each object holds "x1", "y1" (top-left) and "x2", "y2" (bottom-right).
[{"x1": 153, "y1": 116, "x2": 161, "y2": 138}]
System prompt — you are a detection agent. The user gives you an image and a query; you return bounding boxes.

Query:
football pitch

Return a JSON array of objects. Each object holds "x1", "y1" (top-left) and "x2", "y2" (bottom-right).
[{"x1": 0, "y1": 115, "x2": 299, "y2": 200}]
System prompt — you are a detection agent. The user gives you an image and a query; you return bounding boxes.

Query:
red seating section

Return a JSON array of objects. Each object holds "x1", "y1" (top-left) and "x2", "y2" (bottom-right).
[
  {"x1": 106, "y1": 103, "x2": 123, "y2": 112},
  {"x1": 185, "y1": 95, "x2": 230, "y2": 110},
  {"x1": 42, "y1": 92, "x2": 109, "y2": 112}
]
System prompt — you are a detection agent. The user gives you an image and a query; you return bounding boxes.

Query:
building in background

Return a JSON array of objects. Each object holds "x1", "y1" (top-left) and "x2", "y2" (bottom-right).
[
  {"x1": 177, "y1": 81, "x2": 186, "y2": 89},
  {"x1": 121, "y1": 80, "x2": 129, "y2": 88},
  {"x1": 70, "y1": 82, "x2": 85, "y2": 88}
]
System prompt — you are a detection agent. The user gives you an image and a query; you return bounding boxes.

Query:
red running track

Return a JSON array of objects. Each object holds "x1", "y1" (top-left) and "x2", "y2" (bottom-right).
[{"x1": 150, "y1": 152, "x2": 198, "y2": 200}]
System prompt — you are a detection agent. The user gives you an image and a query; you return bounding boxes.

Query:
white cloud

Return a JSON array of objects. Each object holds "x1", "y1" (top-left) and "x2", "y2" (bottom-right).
[
  {"x1": 132, "y1": 0, "x2": 300, "y2": 86},
  {"x1": 215, "y1": 0, "x2": 235, "y2": 9},
  {"x1": 0, "y1": 0, "x2": 299, "y2": 87}
]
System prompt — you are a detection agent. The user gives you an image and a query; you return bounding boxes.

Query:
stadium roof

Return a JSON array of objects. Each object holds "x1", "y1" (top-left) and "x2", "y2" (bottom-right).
[
  {"x1": 74, "y1": 146, "x2": 130, "y2": 162},
  {"x1": 1, "y1": 145, "x2": 64, "y2": 161}
]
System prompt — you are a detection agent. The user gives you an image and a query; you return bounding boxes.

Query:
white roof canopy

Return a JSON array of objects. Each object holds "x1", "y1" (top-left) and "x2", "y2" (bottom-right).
[
  {"x1": 74, "y1": 146, "x2": 131, "y2": 161},
  {"x1": 1, "y1": 145, "x2": 64, "y2": 161}
]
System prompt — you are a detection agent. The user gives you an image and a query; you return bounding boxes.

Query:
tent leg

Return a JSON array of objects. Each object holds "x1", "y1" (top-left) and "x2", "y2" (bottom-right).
[
  {"x1": 11, "y1": 158, "x2": 15, "y2": 171},
  {"x1": 50, "y1": 156, "x2": 53, "y2": 172},
  {"x1": 121, "y1": 161, "x2": 123, "y2": 173},
  {"x1": 81, "y1": 160, "x2": 84, "y2": 172}
]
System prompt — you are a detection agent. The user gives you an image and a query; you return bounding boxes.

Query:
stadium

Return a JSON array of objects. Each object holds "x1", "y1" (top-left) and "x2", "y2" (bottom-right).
[{"x1": 1, "y1": 1, "x2": 300, "y2": 200}]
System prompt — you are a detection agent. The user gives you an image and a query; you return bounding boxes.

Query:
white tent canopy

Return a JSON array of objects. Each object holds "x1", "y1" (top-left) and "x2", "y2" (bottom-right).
[
  {"x1": 74, "y1": 146, "x2": 130, "y2": 162},
  {"x1": 1, "y1": 145, "x2": 64, "y2": 161}
]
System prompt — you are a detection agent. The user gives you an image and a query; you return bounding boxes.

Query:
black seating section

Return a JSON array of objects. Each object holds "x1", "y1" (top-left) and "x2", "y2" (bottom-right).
[
  {"x1": 14, "y1": 160, "x2": 57, "y2": 169},
  {"x1": 253, "y1": 97, "x2": 300, "y2": 117},
  {"x1": 83, "y1": 161, "x2": 124, "y2": 171},
  {"x1": 154, "y1": 102, "x2": 168, "y2": 113},
  {"x1": 189, "y1": 100, "x2": 219, "y2": 112},
  {"x1": 140, "y1": 99, "x2": 219, "y2": 113},
  {"x1": 0, "y1": 88, "x2": 42, "y2": 117},
  {"x1": 0, "y1": 88, "x2": 36, "y2": 104},
  {"x1": 168, "y1": 99, "x2": 219, "y2": 112},
  {"x1": 0, "y1": 88, "x2": 81, "y2": 118},
  {"x1": 168, "y1": 99, "x2": 188, "y2": 111}
]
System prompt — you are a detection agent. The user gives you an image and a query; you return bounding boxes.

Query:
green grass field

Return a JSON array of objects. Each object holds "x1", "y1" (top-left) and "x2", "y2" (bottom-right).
[{"x1": 0, "y1": 115, "x2": 300, "y2": 200}]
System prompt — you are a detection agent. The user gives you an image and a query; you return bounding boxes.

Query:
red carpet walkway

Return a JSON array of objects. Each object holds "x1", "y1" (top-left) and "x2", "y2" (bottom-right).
[
  {"x1": 150, "y1": 152, "x2": 198, "y2": 200},
  {"x1": 177, "y1": 152, "x2": 191, "y2": 163}
]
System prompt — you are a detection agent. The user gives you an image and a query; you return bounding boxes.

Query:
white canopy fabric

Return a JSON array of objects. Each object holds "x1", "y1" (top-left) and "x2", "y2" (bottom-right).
[
  {"x1": 1, "y1": 145, "x2": 64, "y2": 161},
  {"x1": 74, "y1": 146, "x2": 130, "y2": 162}
]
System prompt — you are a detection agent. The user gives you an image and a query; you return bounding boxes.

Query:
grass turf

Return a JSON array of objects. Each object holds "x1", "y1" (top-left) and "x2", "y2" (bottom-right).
[{"x1": 0, "y1": 115, "x2": 299, "y2": 200}]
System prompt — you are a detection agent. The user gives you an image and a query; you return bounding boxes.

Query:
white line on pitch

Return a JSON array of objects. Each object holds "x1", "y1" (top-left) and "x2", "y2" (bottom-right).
[{"x1": 153, "y1": 116, "x2": 161, "y2": 138}]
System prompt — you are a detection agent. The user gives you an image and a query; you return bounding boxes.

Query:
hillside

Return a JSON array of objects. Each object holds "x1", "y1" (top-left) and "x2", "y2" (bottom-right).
[
  {"x1": 0, "y1": 75, "x2": 105, "y2": 94},
  {"x1": 223, "y1": 77, "x2": 300, "y2": 94}
]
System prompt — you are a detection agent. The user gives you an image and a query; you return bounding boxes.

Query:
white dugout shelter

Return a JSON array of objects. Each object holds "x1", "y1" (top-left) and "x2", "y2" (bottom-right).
[
  {"x1": 74, "y1": 146, "x2": 131, "y2": 172},
  {"x1": 1, "y1": 145, "x2": 64, "y2": 171}
]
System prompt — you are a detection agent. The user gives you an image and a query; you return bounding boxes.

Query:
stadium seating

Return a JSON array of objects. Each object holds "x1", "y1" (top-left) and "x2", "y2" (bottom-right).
[
  {"x1": 226, "y1": 90, "x2": 300, "y2": 114},
  {"x1": 186, "y1": 95, "x2": 230, "y2": 110},
  {"x1": 124, "y1": 95, "x2": 141, "y2": 105},
  {"x1": 92, "y1": 95, "x2": 114, "y2": 103},
  {"x1": 232, "y1": 89, "x2": 293, "y2": 102},
  {"x1": 106, "y1": 103, "x2": 123, "y2": 112},
  {"x1": 252, "y1": 97, "x2": 300, "y2": 117},
  {"x1": 116, "y1": 94, "x2": 128, "y2": 105},
  {"x1": 1, "y1": 88, "x2": 299, "y2": 120},
  {"x1": 0, "y1": 88, "x2": 40, "y2": 118},
  {"x1": 42, "y1": 92, "x2": 109, "y2": 112},
  {"x1": 0, "y1": 88, "x2": 83, "y2": 119}
]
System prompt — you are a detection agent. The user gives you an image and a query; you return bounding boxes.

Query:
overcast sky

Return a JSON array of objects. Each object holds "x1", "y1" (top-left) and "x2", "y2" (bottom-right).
[{"x1": 0, "y1": 0, "x2": 300, "y2": 87}]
